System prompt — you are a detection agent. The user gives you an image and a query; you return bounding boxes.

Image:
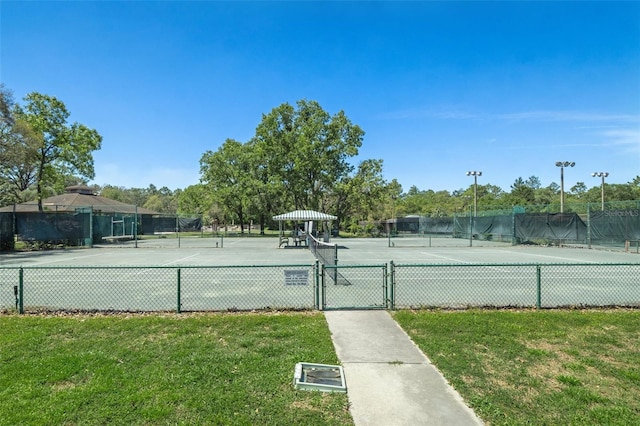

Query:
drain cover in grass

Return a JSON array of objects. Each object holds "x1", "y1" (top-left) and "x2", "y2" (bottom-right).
[{"x1": 293, "y1": 362, "x2": 346, "y2": 392}]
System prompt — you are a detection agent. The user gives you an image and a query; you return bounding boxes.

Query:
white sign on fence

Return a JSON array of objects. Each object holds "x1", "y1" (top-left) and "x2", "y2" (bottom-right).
[{"x1": 284, "y1": 270, "x2": 309, "y2": 286}]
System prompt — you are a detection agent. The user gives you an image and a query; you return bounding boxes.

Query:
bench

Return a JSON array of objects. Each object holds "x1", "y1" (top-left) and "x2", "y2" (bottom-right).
[
  {"x1": 279, "y1": 235, "x2": 308, "y2": 247},
  {"x1": 293, "y1": 235, "x2": 308, "y2": 247},
  {"x1": 279, "y1": 236, "x2": 290, "y2": 247}
]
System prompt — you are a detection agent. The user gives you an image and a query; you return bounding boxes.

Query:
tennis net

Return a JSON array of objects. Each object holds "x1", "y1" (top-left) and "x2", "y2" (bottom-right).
[
  {"x1": 308, "y1": 234, "x2": 338, "y2": 267},
  {"x1": 308, "y1": 234, "x2": 350, "y2": 285}
]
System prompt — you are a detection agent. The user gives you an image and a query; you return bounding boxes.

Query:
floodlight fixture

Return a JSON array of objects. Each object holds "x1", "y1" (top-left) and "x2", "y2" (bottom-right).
[
  {"x1": 555, "y1": 161, "x2": 575, "y2": 213},
  {"x1": 592, "y1": 172, "x2": 610, "y2": 211},
  {"x1": 466, "y1": 171, "x2": 482, "y2": 217}
]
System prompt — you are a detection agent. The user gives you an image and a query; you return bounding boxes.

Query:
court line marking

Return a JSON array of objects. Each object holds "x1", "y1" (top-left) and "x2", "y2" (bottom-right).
[
  {"x1": 161, "y1": 254, "x2": 201, "y2": 266},
  {"x1": 26, "y1": 253, "x2": 103, "y2": 266},
  {"x1": 418, "y1": 252, "x2": 468, "y2": 263},
  {"x1": 485, "y1": 249, "x2": 598, "y2": 263},
  {"x1": 420, "y1": 252, "x2": 509, "y2": 272},
  {"x1": 119, "y1": 254, "x2": 203, "y2": 278}
]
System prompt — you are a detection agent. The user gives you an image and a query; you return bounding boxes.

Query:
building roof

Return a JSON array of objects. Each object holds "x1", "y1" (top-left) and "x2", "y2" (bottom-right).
[
  {"x1": 0, "y1": 185, "x2": 159, "y2": 214},
  {"x1": 272, "y1": 210, "x2": 337, "y2": 221}
]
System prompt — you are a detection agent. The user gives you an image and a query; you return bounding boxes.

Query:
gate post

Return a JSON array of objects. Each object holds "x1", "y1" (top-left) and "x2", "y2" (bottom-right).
[
  {"x1": 314, "y1": 261, "x2": 320, "y2": 310},
  {"x1": 177, "y1": 268, "x2": 182, "y2": 313},
  {"x1": 389, "y1": 261, "x2": 395, "y2": 310},
  {"x1": 536, "y1": 264, "x2": 542, "y2": 309},
  {"x1": 19, "y1": 267, "x2": 24, "y2": 314}
]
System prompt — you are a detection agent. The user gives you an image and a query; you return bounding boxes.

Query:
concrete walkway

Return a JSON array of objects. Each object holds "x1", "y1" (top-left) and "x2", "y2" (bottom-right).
[{"x1": 324, "y1": 310, "x2": 483, "y2": 426}]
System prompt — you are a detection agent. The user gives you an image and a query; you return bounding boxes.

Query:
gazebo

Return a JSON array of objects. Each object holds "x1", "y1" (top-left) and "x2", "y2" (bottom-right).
[{"x1": 272, "y1": 210, "x2": 337, "y2": 247}]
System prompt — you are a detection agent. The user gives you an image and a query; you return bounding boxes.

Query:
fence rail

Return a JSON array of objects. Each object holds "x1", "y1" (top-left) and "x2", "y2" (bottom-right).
[
  {"x1": 0, "y1": 264, "x2": 318, "y2": 313},
  {"x1": 390, "y1": 262, "x2": 640, "y2": 309},
  {"x1": 1, "y1": 262, "x2": 638, "y2": 313}
]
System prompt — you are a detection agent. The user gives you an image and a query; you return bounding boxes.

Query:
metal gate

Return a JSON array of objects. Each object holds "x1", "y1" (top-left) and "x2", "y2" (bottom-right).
[{"x1": 320, "y1": 264, "x2": 389, "y2": 310}]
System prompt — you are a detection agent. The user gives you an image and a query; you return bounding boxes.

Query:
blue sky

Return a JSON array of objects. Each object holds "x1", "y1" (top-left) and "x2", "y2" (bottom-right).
[{"x1": 2, "y1": 1, "x2": 639, "y2": 194}]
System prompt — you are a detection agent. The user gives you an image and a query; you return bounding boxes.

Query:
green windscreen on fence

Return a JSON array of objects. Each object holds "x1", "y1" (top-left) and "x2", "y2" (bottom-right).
[
  {"x1": 15, "y1": 211, "x2": 91, "y2": 246},
  {"x1": 514, "y1": 213, "x2": 588, "y2": 244},
  {"x1": 0, "y1": 212, "x2": 14, "y2": 251},
  {"x1": 6, "y1": 209, "x2": 204, "y2": 247},
  {"x1": 93, "y1": 213, "x2": 137, "y2": 240},
  {"x1": 453, "y1": 215, "x2": 513, "y2": 241},
  {"x1": 590, "y1": 209, "x2": 640, "y2": 245},
  {"x1": 394, "y1": 216, "x2": 454, "y2": 235},
  {"x1": 141, "y1": 215, "x2": 202, "y2": 234},
  {"x1": 388, "y1": 205, "x2": 640, "y2": 249}
]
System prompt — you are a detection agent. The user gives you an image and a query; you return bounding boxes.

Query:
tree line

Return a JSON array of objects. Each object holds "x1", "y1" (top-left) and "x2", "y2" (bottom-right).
[{"x1": 2, "y1": 85, "x2": 639, "y2": 234}]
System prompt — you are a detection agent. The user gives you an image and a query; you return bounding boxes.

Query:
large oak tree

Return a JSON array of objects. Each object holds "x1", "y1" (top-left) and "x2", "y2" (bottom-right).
[
  {"x1": 14, "y1": 92, "x2": 102, "y2": 210},
  {"x1": 251, "y1": 100, "x2": 365, "y2": 212}
]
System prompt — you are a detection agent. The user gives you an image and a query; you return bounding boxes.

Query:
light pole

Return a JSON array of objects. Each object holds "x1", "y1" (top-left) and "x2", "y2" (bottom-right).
[
  {"x1": 466, "y1": 171, "x2": 482, "y2": 217},
  {"x1": 592, "y1": 172, "x2": 609, "y2": 211},
  {"x1": 555, "y1": 161, "x2": 575, "y2": 213}
]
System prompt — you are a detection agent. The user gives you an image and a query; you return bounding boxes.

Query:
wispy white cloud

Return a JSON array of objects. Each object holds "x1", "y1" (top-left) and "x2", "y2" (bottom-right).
[
  {"x1": 497, "y1": 110, "x2": 640, "y2": 123},
  {"x1": 377, "y1": 108, "x2": 481, "y2": 120},
  {"x1": 380, "y1": 107, "x2": 639, "y2": 124},
  {"x1": 598, "y1": 128, "x2": 640, "y2": 153}
]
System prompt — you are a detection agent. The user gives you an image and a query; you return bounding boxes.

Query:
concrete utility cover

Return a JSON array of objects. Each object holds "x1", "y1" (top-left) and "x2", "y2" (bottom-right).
[{"x1": 293, "y1": 362, "x2": 346, "y2": 392}]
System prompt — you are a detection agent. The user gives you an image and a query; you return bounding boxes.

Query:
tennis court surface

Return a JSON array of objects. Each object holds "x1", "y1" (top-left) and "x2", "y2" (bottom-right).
[{"x1": 1, "y1": 237, "x2": 638, "y2": 312}]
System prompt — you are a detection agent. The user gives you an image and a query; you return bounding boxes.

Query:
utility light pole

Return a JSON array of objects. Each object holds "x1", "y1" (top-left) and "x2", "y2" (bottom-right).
[
  {"x1": 592, "y1": 172, "x2": 609, "y2": 211},
  {"x1": 555, "y1": 161, "x2": 575, "y2": 213},
  {"x1": 466, "y1": 171, "x2": 482, "y2": 217}
]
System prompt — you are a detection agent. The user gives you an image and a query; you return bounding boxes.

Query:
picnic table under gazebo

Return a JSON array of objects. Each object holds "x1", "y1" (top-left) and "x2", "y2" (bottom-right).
[{"x1": 272, "y1": 210, "x2": 337, "y2": 247}]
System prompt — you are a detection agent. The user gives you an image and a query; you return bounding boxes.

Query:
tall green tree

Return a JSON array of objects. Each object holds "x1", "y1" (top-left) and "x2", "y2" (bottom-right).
[
  {"x1": 252, "y1": 100, "x2": 364, "y2": 212},
  {"x1": 200, "y1": 139, "x2": 252, "y2": 233},
  {"x1": 507, "y1": 177, "x2": 536, "y2": 206},
  {"x1": 569, "y1": 182, "x2": 588, "y2": 199},
  {"x1": 534, "y1": 184, "x2": 559, "y2": 206},
  {"x1": 331, "y1": 159, "x2": 388, "y2": 229},
  {"x1": 177, "y1": 184, "x2": 221, "y2": 225},
  {"x1": 0, "y1": 86, "x2": 40, "y2": 205},
  {"x1": 385, "y1": 179, "x2": 403, "y2": 218},
  {"x1": 15, "y1": 93, "x2": 102, "y2": 210}
]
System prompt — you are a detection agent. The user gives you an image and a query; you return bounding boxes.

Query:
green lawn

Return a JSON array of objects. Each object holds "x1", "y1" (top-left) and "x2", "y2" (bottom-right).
[
  {"x1": 394, "y1": 309, "x2": 640, "y2": 425},
  {"x1": 0, "y1": 312, "x2": 352, "y2": 425},
  {"x1": 3, "y1": 310, "x2": 639, "y2": 425}
]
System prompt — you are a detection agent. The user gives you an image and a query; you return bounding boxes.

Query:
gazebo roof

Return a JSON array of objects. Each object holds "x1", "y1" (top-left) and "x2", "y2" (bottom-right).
[{"x1": 272, "y1": 210, "x2": 337, "y2": 221}]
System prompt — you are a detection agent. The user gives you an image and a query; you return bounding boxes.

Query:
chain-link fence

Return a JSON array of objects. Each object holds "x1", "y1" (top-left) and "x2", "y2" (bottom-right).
[
  {"x1": 391, "y1": 262, "x2": 640, "y2": 309},
  {"x1": 384, "y1": 201, "x2": 640, "y2": 251},
  {"x1": 0, "y1": 206, "x2": 218, "y2": 250},
  {"x1": 321, "y1": 264, "x2": 389, "y2": 310},
  {"x1": 1, "y1": 262, "x2": 638, "y2": 313},
  {"x1": 0, "y1": 264, "x2": 318, "y2": 313}
]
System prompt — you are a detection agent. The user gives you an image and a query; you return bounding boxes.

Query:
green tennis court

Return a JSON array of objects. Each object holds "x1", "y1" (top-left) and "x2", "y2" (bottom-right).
[{"x1": 1, "y1": 237, "x2": 638, "y2": 312}]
